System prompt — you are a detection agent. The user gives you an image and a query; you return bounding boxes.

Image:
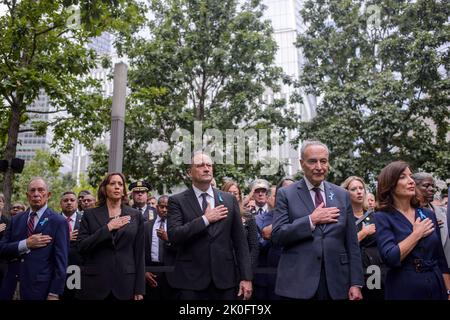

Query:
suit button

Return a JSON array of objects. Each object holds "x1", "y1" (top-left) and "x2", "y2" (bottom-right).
[{"x1": 20, "y1": 259, "x2": 24, "y2": 262}]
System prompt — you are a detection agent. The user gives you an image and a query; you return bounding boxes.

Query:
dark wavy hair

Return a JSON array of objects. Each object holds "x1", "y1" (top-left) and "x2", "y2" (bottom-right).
[
  {"x1": 97, "y1": 172, "x2": 128, "y2": 206},
  {"x1": 376, "y1": 161, "x2": 417, "y2": 212}
]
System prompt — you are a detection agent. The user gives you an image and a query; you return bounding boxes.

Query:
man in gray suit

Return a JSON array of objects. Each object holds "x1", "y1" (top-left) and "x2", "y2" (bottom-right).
[{"x1": 272, "y1": 140, "x2": 363, "y2": 300}]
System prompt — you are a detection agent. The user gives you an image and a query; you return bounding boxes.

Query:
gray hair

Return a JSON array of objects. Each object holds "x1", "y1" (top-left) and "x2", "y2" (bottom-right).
[
  {"x1": 27, "y1": 177, "x2": 49, "y2": 192},
  {"x1": 300, "y1": 140, "x2": 329, "y2": 160},
  {"x1": 411, "y1": 172, "x2": 434, "y2": 184}
]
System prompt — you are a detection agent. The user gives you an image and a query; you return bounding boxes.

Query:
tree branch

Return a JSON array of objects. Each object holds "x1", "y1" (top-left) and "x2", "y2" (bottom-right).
[{"x1": 26, "y1": 108, "x2": 67, "y2": 114}]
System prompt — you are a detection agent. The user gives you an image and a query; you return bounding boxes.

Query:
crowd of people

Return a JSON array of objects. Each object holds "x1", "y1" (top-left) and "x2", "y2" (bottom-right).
[{"x1": 0, "y1": 140, "x2": 449, "y2": 301}]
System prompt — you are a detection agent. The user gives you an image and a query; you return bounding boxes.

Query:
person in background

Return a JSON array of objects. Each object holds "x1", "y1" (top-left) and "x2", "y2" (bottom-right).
[
  {"x1": 374, "y1": 161, "x2": 450, "y2": 300},
  {"x1": 148, "y1": 196, "x2": 158, "y2": 209},
  {"x1": 10, "y1": 203, "x2": 27, "y2": 217},
  {"x1": 260, "y1": 177, "x2": 295, "y2": 300},
  {"x1": 341, "y1": 176, "x2": 385, "y2": 300},
  {"x1": 76, "y1": 173, "x2": 145, "y2": 300},
  {"x1": 367, "y1": 192, "x2": 376, "y2": 210},
  {"x1": 412, "y1": 172, "x2": 450, "y2": 269},
  {"x1": 77, "y1": 190, "x2": 92, "y2": 213},
  {"x1": 59, "y1": 191, "x2": 83, "y2": 300},
  {"x1": 130, "y1": 181, "x2": 156, "y2": 222},
  {"x1": 81, "y1": 194, "x2": 96, "y2": 211},
  {"x1": 144, "y1": 195, "x2": 175, "y2": 300},
  {"x1": 222, "y1": 180, "x2": 259, "y2": 272}
]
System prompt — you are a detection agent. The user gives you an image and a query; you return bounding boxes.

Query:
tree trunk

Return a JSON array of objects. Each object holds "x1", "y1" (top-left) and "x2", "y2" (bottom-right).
[{"x1": 2, "y1": 106, "x2": 21, "y2": 215}]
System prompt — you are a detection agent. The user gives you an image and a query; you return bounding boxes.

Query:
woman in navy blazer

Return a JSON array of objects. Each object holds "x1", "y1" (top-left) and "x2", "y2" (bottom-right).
[
  {"x1": 76, "y1": 172, "x2": 145, "y2": 300},
  {"x1": 374, "y1": 161, "x2": 450, "y2": 300}
]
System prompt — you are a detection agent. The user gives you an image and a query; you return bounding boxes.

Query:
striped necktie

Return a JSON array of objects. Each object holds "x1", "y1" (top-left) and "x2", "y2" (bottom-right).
[{"x1": 27, "y1": 212, "x2": 37, "y2": 236}]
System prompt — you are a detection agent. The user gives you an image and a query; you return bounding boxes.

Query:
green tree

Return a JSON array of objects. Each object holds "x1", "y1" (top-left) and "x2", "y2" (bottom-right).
[
  {"x1": 88, "y1": 0, "x2": 300, "y2": 192},
  {"x1": 12, "y1": 150, "x2": 76, "y2": 210},
  {"x1": 295, "y1": 0, "x2": 450, "y2": 187},
  {"x1": 0, "y1": 0, "x2": 145, "y2": 211}
]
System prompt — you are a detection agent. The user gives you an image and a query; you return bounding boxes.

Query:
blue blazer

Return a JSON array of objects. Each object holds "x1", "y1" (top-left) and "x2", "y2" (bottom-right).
[
  {"x1": 374, "y1": 208, "x2": 449, "y2": 300},
  {"x1": 272, "y1": 179, "x2": 363, "y2": 299},
  {"x1": 0, "y1": 207, "x2": 69, "y2": 300}
]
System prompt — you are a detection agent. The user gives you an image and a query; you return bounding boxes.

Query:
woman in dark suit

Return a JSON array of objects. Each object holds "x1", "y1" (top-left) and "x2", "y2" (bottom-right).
[
  {"x1": 76, "y1": 172, "x2": 145, "y2": 300},
  {"x1": 341, "y1": 176, "x2": 385, "y2": 300},
  {"x1": 374, "y1": 161, "x2": 450, "y2": 300}
]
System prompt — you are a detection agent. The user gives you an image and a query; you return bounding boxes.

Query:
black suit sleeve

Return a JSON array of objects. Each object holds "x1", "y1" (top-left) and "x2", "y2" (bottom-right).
[
  {"x1": 76, "y1": 210, "x2": 112, "y2": 255},
  {"x1": 167, "y1": 195, "x2": 207, "y2": 244},
  {"x1": 246, "y1": 216, "x2": 260, "y2": 271},
  {"x1": 144, "y1": 222, "x2": 152, "y2": 266}
]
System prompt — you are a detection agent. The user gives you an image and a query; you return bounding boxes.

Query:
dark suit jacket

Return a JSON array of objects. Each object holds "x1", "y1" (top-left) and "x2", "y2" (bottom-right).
[
  {"x1": 144, "y1": 220, "x2": 175, "y2": 266},
  {"x1": 76, "y1": 204, "x2": 145, "y2": 300},
  {"x1": 0, "y1": 208, "x2": 69, "y2": 300},
  {"x1": 167, "y1": 187, "x2": 252, "y2": 291},
  {"x1": 61, "y1": 212, "x2": 83, "y2": 267},
  {"x1": 272, "y1": 179, "x2": 363, "y2": 299}
]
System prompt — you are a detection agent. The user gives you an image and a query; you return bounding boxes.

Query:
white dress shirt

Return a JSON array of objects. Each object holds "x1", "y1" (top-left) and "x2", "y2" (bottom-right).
[{"x1": 151, "y1": 215, "x2": 167, "y2": 262}]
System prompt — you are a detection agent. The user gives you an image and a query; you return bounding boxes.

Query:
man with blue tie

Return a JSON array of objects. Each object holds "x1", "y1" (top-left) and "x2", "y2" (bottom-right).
[
  {"x1": 0, "y1": 177, "x2": 69, "y2": 300},
  {"x1": 272, "y1": 140, "x2": 363, "y2": 300}
]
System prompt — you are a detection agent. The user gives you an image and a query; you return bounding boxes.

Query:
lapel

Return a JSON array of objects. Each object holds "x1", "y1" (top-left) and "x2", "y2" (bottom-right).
[
  {"x1": 114, "y1": 205, "x2": 132, "y2": 243},
  {"x1": 74, "y1": 212, "x2": 83, "y2": 230},
  {"x1": 93, "y1": 205, "x2": 110, "y2": 229},
  {"x1": 185, "y1": 188, "x2": 204, "y2": 218},
  {"x1": 33, "y1": 208, "x2": 51, "y2": 234},
  {"x1": 208, "y1": 188, "x2": 224, "y2": 237},
  {"x1": 296, "y1": 179, "x2": 315, "y2": 215},
  {"x1": 18, "y1": 210, "x2": 31, "y2": 239},
  {"x1": 392, "y1": 208, "x2": 414, "y2": 232}
]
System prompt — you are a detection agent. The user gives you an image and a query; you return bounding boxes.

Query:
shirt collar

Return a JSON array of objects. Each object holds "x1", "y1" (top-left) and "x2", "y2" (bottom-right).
[
  {"x1": 304, "y1": 177, "x2": 324, "y2": 192},
  {"x1": 256, "y1": 204, "x2": 268, "y2": 212},
  {"x1": 32, "y1": 204, "x2": 48, "y2": 219},
  {"x1": 192, "y1": 185, "x2": 214, "y2": 199},
  {"x1": 68, "y1": 212, "x2": 77, "y2": 221}
]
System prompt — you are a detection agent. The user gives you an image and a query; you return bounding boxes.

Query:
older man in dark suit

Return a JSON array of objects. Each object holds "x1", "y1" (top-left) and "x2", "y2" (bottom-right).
[
  {"x1": 0, "y1": 177, "x2": 69, "y2": 300},
  {"x1": 167, "y1": 152, "x2": 252, "y2": 300},
  {"x1": 272, "y1": 140, "x2": 363, "y2": 300}
]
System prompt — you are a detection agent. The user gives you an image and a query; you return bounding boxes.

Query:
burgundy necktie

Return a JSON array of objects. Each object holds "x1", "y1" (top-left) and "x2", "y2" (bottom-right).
[
  {"x1": 27, "y1": 212, "x2": 37, "y2": 236},
  {"x1": 313, "y1": 187, "x2": 324, "y2": 208}
]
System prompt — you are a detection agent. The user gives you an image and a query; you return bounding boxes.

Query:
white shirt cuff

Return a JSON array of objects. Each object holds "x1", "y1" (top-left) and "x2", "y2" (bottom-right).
[
  {"x1": 18, "y1": 239, "x2": 30, "y2": 255},
  {"x1": 202, "y1": 215, "x2": 210, "y2": 227}
]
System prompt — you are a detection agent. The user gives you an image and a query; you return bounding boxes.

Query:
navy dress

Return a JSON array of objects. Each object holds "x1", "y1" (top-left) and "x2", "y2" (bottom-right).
[{"x1": 374, "y1": 208, "x2": 449, "y2": 300}]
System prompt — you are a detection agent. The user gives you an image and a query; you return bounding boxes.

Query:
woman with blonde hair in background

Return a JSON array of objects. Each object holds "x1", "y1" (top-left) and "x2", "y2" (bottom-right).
[{"x1": 341, "y1": 176, "x2": 385, "y2": 299}]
